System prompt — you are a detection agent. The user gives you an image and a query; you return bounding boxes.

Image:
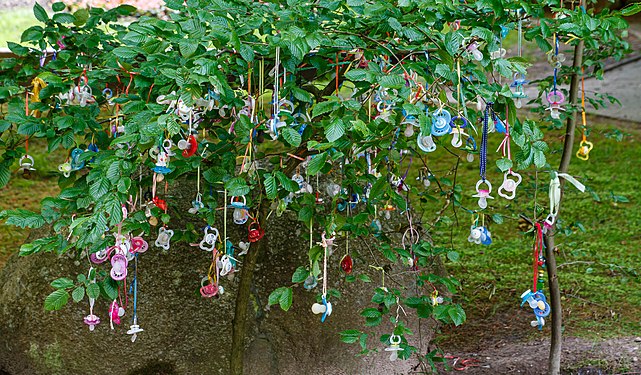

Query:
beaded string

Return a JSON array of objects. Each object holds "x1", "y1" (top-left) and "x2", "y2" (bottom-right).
[{"x1": 480, "y1": 103, "x2": 491, "y2": 181}]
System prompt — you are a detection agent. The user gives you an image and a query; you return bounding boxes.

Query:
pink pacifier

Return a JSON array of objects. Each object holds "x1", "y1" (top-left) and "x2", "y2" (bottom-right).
[{"x1": 110, "y1": 253, "x2": 128, "y2": 281}]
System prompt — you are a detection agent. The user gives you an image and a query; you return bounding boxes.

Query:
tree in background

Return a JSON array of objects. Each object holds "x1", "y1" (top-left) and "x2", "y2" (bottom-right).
[{"x1": 0, "y1": 0, "x2": 636, "y2": 373}]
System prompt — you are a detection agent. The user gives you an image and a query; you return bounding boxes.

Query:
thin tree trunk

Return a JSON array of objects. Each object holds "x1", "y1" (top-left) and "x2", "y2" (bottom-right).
[
  {"x1": 546, "y1": 36, "x2": 584, "y2": 375},
  {"x1": 230, "y1": 202, "x2": 269, "y2": 375}
]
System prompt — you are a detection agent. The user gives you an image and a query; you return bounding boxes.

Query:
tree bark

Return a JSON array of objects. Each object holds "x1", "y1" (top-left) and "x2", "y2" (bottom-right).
[
  {"x1": 230, "y1": 201, "x2": 269, "y2": 375},
  {"x1": 546, "y1": 37, "x2": 584, "y2": 375}
]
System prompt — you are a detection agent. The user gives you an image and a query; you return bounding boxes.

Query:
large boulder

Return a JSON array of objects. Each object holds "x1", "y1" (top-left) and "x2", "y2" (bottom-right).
[{"x1": 0, "y1": 181, "x2": 435, "y2": 375}]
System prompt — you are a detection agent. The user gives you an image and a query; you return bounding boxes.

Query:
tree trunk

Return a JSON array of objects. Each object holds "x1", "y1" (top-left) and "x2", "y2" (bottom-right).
[{"x1": 546, "y1": 37, "x2": 585, "y2": 375}]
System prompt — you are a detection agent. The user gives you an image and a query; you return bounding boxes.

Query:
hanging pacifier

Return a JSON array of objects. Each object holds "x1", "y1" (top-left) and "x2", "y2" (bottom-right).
[
  {"x1": 110, "y1": 253, "x2": 128, "y2": 281},
  {"x1": 70, "y1": 148, "x2": 85, "y2": 170},
  {"x1": 472, "y1": 179, "x2": 494, "y2": 209},
  {"x1": 431, "y1": 108, "x2": 452, "y2": 136},
  {"x1": 58, "y1": 161, "x2": 72, "y2": 178},
  {"x1": 576, "y1": 140, "x2": 593, "y2": 160},
  {"x1": 230, "y1": 196, "x2": 249, "y2": 225},
  {"x1": 340, "y1": 254, "x2": 353, "y2": 274},
  {"x1": 466, "y1": 41, "x2": 483, "y2": 61},
  {"x1": 464, "y1": 136, "x2": 477, "y2": 162},
  {"x1": 248, "y1": 220, "x2": 265, "y2": 243},
  {"x1": 18, "y1": 155, "x2": 36, "y2": 178},
  {"x1": 130, "y1": 237, "x2": 149, "y2": 254},
  {"x1": 417, "y1": 132, "x2": 436, "y2": 153},
  {"x1": 154, "y1": 227, "x2": 174, "y2": 250},
  {"x1": 311, "y1": 295, "x2": 333, "y2": 322},
  {"x1": 490, "y1": 47, "x2": 507, "y2": 60},
  {"x1": 189, "y1": 193, "x2": 204, "y2": 214},
  {"x1": 199, "y1": 226, "x2": 219, "y2": 251},
  {"x1": 178, "y1": 134, "x2": 198, "y2": 158},
  {"x1": 303, "y1": 275, "x2": 318, "y2": 290},
  {"x1": 510, "y1": 73, "x2": 529, "y2": 108},
  {"x1": 385, "y1": 335, "x2": 403, "y2": 361},
  {"x1": 449, "y1": 116, "x2": 468, "y2": 148},
  {"x1": 498, "y1": 170, "x2": 522, "y2": 200},
  {"x1": 520, "y1": 289, "x2": 551, "y2": 330},
  {"x1": 545, "y1": 90, "x2": 565, "y2": 120}
]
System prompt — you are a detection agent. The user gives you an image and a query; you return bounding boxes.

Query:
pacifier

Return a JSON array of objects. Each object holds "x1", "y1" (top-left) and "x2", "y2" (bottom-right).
[
  {"x1": 490, "y1": 48, "x2": 506, "y2": 60},
  {"x1": 108, "y1": 300, "x2": 125, "y2": 326},
  {"x1": 218, "y1": 255, "x2": 234, "y2": 276},
  {"x1": 466, "y1": 41, "x2": 483, "y2": 61},
  {"x1": 230, "y1": 196, "x2": 249, "y2": 225},
  {"x1": 520, "y1": 289, "x2": 551, "y2": 330},
  {"x1": 199, "y1": 226, "x2": 219, "y2": 252},
  {"x1": 200, "y1": 281, "x2": 219, "y2": 298},
  {"x1": 472, "y1": 179, "x2": 494, "y2": 209},
  {"x1": 449, "y1": 116, "x2": 468, "y2": 148},
  {"x1": 467, "y1": 225, "x2": 483, "y2": 244},
  {"x1": 385, "y1": 334, "x2": 403, "y2": 361},
  {"x1": 189, "y1": 194, "x2": 204, "y2": 214},
  {"x1": 70, "y1": 148, "x2": 85, "y2": 170},
  {"x1": 237, "y1": 241, "x2": 250, "y2": 256},
  {"x1": 576, "y1": 140, "x2": 593, "y2": 161},
  {"x1": 18, "y1": 155, "x2": 36, "y2": 178},
  {"x1": 154, "y1": 227, "x2": 174, "y2": 250},
  {"x1": 130, "y1": 237, "x2": 149, "y2": 253},
  {"x1": 340, "y1": 254, "x2": 353, "y2": 274},
  {"x1": 303, "y1": 275, "x2": 318, "y2": 290},
  {"x1": 110, "y1": 253, "x2": 128, "y2": 281},
  {"x1": 83, "y1": 314, "x2": 100, "y2": 331},
  {"x1": 90, "y1": 248, "x2": 110, "y2": 264},
  {"x1": 547, "y1": 51, "x2": 566, "y2": 69},
  {"x1": 248, "y1": 222, "x2": 265, "y2": 243},
  {"x1": 58, "y1": 161, "x2": 72, "y2": 178},
  {"x1": 510, "y1": 73, "x2": 529, "y2": 108},
  {"x1": 311, "y1": 296, "x2": 332, "y2": 322},
  {"x1": 326, "y1": 182, "x2": 341, "y2": 197},
  {"x1": 126, "y1": 320, "x2": 144, "y2": 342},
  {"x1": 498, "y1": 170, "x2": 522, "y2": 200},
  {"x1": 178, "y1": 135, "x2": 198, "y2": 158},
  {"x1": 545, "y1": 90, "x2": 565, "y2": 120},
  {"x1": 431, "y1": 108, "x2": 452, "y2": 136},
  {"x1": 416, "y1": 132, "x2": 436, "y2": 153}
]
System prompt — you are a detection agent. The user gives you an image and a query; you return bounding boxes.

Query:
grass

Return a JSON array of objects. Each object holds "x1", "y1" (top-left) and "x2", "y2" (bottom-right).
[
  {"x1": 416, "y1": 115, "x2": 641, "y2": 344},
  {"x1": 0, "y1": 7, "x2": 39, "y2": 48}
]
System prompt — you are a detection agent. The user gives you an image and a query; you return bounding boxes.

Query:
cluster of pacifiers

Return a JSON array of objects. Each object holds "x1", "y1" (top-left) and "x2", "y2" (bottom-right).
[
  {"x1": 90, "y1": 233, "x2": 149, "y2": 281},
  {"x1": 520, "y1": 289, "x2": 551, "y2": 330},
  {"x1": 57, "y1": 145, "x2": 99, "y2": 178}
]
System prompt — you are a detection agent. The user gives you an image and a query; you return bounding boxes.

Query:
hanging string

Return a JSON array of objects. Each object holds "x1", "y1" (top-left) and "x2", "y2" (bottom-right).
[
  {"x1": 552, "y1": 34, "x2": 559, "y2": 94},
  {"x1": 580, "y1": 66, "x2": 587, "y2": 142},
  {"x1": 496, "y1": 105, "x2": 512, "y2": 171},
  {"x1": 480, "y1": 103, "x2": 491, "y2": 181},
  {"x1": 532, "y1": 223, "x2": 543, "y2": 292}
]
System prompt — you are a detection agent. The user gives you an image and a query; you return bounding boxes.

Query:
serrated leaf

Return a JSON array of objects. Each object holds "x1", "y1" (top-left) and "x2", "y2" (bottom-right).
[
  {"x1": 44, "y1": 289, "x2": 69, "y2": 311},
  {"x1": 52, "y1": 13, "x2": 76, "y2": 24},
  {"x1": 496, "y1": 158, "x2": 513, "y2": 172},
  {"x1": 264, "y1": 174, "x2": 277, "y2": 200},
  {"x1": 52, "y1": 2, "x2": 66, "y2": 11},
  {"x1": 281, "y1": 127, "x2": 301, "y2": 147},
  {"x1": 492, "y1": 213, "x2": 504, "y2": 224},
  {"x1": 33, "y1": 2, "x2": 49, "y2": 22},
  {"x1": 275, "y1": 171, "x2": 300, "y2": 193},
  {"x1": 89, "y1": 178, "x2": 110, "y2": 200},
  {"x1": 1, "y1": 209, "x2": 45, "y2": 229},
  {"x1": 279, "y1": 287, "x2": 293, "y2": 311},
  {"x1": 112, "y1": 46, "x2": 139, "y2": 59},
  {"x1": 239, "y1": 44, "x2": 255, "y2": 62},
  {"x1": 101, "y1": 279, "x2": 118, "y2": 300},
  {"x1": 361, "y1": 307, "x2": 382, "y2": 318},
  {"x1": 312, "y1": 101, "x2": 337, "y2": 118},
  {"x1": 50, "y1": 277, "x2": 74, "y2": 289},
  {"x1": 344, "y1": 69, "x2": 370, "y2": 82},
  {"x1": 447, "y1": 251, "x2": 460, "y2": 262},
  {"x1": 379, "y1": 75, "x2": 404, "y2": 89},
  {"x1": 291, "y1": 266, "x2": 309, "y2": 283},
  {"x1": 448, "y1": 304, "x2": 466, "y2": 326},
  {"x1": 325, "y1": 118, "x2": 345, "y2": 142},
  {"x1": 86, "y1": 283, "x2": 100, "y2": 299},
  {"x1": 179, "y1": 39, "x2": 198, "y2": 58},
  {"x1": 72, "y1": 286, "x2": 85, "y2": 302},
  {"x1": 307, "y1": 152, "x2": 327, "y2": 175},
  {"x1": 533, "y1": 150, "x2": 546, "y2": 168},
  {"x1": 225, "y1": 177, "x2": 251, "y2": 196}
]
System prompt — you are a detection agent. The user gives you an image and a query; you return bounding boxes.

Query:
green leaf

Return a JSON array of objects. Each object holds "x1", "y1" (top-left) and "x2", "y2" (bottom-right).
[
  {"x1": 279, "y1": 287, "x2": 293, "y2": 311},
  {"x1": 448, "y1": 304, "x2": 466, "y2": 326},
  {"x1": 344, "y1": 69, "x2": 370, "y2": 82},
  {"x1": 325, "y1": 118, "x2": 345, "y2": 142},
  {"x1": 44, "y1": 289, "x2": 69, "y2": 311},
  {"x1": 52, "y1": 2, "x2": 66, "y2": 12},
  {"x1": 275, "y1": 171, "x2": 300, "y2": 193},
  {"x1": 53, "y1": 13, "x2": 76, "y2": 24},
  {"x1": 1, "y1": 209, "x2": 45, "y2": 229},
  {"x1": 379, "y1": 75, "x2": 405, "y2": 89},
  {"x1": 112, "y1": 46, "x2": 139, "y2": 59},
  {"x1": 447, "y1": 251, "x2": 460, "y2": 262},
  {"x1": 179, "y1": 39, "x2": 198, "y2": 58},
  {"x1": 225, "y1": 177, "x2": 251, "y2": 196},
  {"x1": 90, "y1": 178, "x2": 110, "y2": 200},
  {"x1": 101, "y1": 278, "x2": 118, "y2": 300},
  {"x1": 72, "y1": 286, "x2": 85, "y2": 302},
  {"x1": 360, "y1": 308, "x2": 382, "y2": 318},
  {"x1": 33, "y1": 2, "x2": 49, "y2": 23},
  {"x1": 492, "y1": 213, "x2": 504, "y2": 224},
  {"x1": 239, "y1": 44, "x2": 255, "y2": 62},
  {"x1": 281, "y1": 127, "x2": 301, "y2": 147},
  {"x1": 291, "y1": 266, "x2": 310, "y2": 283},
  {"x1": 50, "y1": 277, "x2": 74, "y2": 289},
  {"x1": 622, "y1": 3, "x2": 641, "y2": 16},
  {"x1": 264, "y1": 174, "x2": 277, "y2": 200},
  {"x1": 307, "y1": 152, "x2": 327, "y2": 175},
  {"x1": 86, "y1": 283, "x2": 100, "y2": 299},
  {"x1": 496, "y1": 158, "x2": 513, "y2": 173}
]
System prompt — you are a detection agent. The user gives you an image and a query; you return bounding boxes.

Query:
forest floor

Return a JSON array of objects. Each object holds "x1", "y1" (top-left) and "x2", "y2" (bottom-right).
[{"x1": 1, "y1": 5, "x2": 641, "y2": 375}]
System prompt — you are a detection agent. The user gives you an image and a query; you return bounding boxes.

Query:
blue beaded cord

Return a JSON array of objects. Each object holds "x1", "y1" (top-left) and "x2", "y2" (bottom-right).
[
  {"x1": 480, "y1": 103, "x2": 491, "y2": 181},
  {"x1": 129, "y1": 253, "x2": 139, "y2": 325}
]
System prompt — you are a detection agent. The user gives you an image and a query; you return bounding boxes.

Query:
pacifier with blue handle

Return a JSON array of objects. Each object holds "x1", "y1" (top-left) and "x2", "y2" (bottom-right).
[
  {"x1": 311, "y1": 296, "x2": 332, "y2": 322},
  {"x1": 70, "y1": 148, "x2": 85, "y2": 171},
  {"x1": 520, "y1": 289, "x2": 551, "y2": 330},
  {"x1": 431, "y1": 108, "x2": 452, "y2": 136}
]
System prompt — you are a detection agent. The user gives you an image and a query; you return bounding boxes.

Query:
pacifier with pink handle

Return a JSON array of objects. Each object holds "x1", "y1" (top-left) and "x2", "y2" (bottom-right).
[
  {"x1": 472, "y1": 179, "x2": 494, "y2": 209},
  {"x1": 545, "y1": 90, "x2": 565, "y2": 119},
  {"x1": 200, "y1": 277, "x2": 219, "y2": 298},
  {"x1": 108, "y1": 300, "x2": 125, "y2": 326},
  {"x1": 110, "y1": 253, "x2": 128, "y2": 281},
  {"x1": 90, "y1": 247, "x2": 110, "y2": 264},
  {"x1": 498, "y1": 170, "x2": 522, "y2": 200},
  {"x1": 131, "y1": 236, "x2": 148, "y2": 253},
  {"x1": 83, "y1": 314, "x2": 100, "y2": 331}
]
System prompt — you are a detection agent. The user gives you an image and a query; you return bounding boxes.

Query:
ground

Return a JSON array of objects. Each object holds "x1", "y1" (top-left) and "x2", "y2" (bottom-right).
[{"x1": 1, "y1": 3, "x2": 640, "y2": 375}]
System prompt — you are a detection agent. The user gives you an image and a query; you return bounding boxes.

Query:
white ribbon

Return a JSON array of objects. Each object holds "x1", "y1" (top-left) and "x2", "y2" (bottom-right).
[{"x1": 546, "y1": 172, "x2": 585, "y2": 227}]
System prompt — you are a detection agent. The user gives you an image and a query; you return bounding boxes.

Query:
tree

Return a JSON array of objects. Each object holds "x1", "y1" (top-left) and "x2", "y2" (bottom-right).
[{"x1": 0, "y1": 0, "x2": 635, "y2": 374}]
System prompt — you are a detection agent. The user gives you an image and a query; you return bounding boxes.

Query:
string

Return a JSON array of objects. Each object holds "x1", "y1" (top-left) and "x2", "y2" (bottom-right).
[
  {"x1": 552, "y1": 34, "x2": 559, "y2": 93},
  {"x1": 580, "y1": 66, "x2": 587, "y2": 142},
  {"x1": 480, "y1": 103, "x2": 491, "y2": 181},
  {"x1": 532, "y1": 223, "x2": 543, "y2": 292},
  {"x1": 496, "y1": 105, "x2": 512, "y2": 171}
]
